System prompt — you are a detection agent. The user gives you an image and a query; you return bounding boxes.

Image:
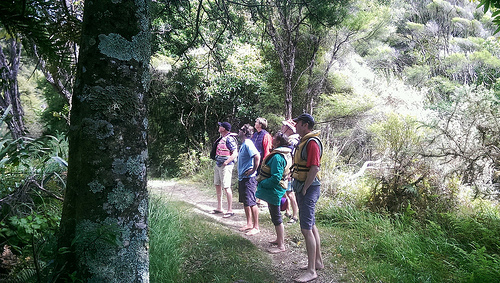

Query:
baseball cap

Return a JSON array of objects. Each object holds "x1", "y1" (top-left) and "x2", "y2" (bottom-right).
[
  {"x1": 218, "y1": 121, "x2": 231, "y2": 131},
  {"x1": 282, "y1": 119, "x2": 296, "y2": 133},
  {"x1": 293, "y1": 113, "x2": 315, "y2": 127}
]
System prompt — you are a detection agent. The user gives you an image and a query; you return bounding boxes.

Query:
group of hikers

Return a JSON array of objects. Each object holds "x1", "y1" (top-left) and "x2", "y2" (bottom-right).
[{"x1": 211, "y1": 113, "x2": 324, "y2": 283}]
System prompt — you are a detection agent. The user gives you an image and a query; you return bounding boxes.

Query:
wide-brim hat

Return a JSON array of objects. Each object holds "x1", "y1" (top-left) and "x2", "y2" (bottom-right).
[{"x1": 282, "y1": 119, "x2": 296, "y2": 133}]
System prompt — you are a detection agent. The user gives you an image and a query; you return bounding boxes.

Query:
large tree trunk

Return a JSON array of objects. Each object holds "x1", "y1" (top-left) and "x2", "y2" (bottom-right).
[
  {"x1": 0, "y1": 38, "x2": 25, "y2": 139},
  {"x1": 57, "y1": 0, "x2": 151, "y2": 281}
]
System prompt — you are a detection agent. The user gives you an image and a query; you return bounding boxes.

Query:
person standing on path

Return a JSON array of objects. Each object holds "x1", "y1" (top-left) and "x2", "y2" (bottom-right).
[
  {"x1": 252, "y1": 117, "x2": 273, "y2": 208},
  {"x1": 292, "y1": 113, "x2": 324, "y2": 283},
  {"x1": 213, "y1": 121, "x2": 238, "y2": 218},
  {"x1": 281, "y1": 119, "x2": 300, "y2": 224},
  {"x1": 256, "y1": 132, "x2": 292, "y2": 254},
  {"x1": 237, "y1": 124, "x2": 261, "y2": 235}
]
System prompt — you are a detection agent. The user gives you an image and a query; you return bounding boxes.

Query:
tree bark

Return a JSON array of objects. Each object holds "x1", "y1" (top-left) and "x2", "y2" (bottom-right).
[
  {"x1": 0, "y1": 38, "x2": 25, "y2": 139},
  {"x1": 57, "y1": 0, "x2": 151, "y2": 282}
]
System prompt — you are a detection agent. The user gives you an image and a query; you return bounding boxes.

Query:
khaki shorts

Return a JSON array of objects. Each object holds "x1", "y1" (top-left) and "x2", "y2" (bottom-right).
[{"x1": 214, "y1": 164, "x2": 234, "y2": 188}]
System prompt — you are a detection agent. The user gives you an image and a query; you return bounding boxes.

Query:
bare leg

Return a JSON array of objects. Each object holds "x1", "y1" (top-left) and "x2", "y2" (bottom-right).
[
  {"x1": 225, "y1": 187, "x2": 233, "y2": 213},
  {"x1": 284, "y1": 193, "x2": 291, "y2": 217},
  {"x1": 245, "y1": 205, "x2": 260, "y2": 235},
  {"x1": 295, "y1": 228, "x2": 318, "y2": 282},
  {"x1": 299, "y1": 225, "x2": 324, "y2": 270},
  {"x1": 240, "y1": 206, "x2": 253, "y2": 231},
  {"x1": 251, "y1": 205, "x2": 259, "y2": 230},
  {"x1": 215, "y1": 185, "x2": 223, "y2": 212},
  {"x1": 287, "y1": 191, "x2": 299, "y2": 219},
  {"x1": 268, "y1": 223, "x2": 286, "y2": 253},
  {"x1": 312, "y1": 225, "x2": 323, "y2": 269}
]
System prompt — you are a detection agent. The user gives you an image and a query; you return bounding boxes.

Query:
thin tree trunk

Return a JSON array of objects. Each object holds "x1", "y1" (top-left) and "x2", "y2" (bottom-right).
[
  {"x1": 57, "y1": 0, "x2": 151, "y2": 281},
  {"x1": 0, "y1": 38, "x2": 25, "y2": 139}
]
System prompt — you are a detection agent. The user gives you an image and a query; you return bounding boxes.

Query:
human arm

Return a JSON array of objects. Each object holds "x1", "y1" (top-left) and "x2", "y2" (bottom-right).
[
  {"x1": 302, "y1": 165, "x2": 319, "y2": 195},
  {"x1": 245, "y1": 153, "x2": 260, "y2": 176},
  {"x1": 223, "y1": 148, "x2": 238, "y2": 166},
  {"x1": 223, "y1": 136, "x2": 238, "y2": 166},
  {"x1": 262, "y1": 133, "x2": 273, "y2": 159}
]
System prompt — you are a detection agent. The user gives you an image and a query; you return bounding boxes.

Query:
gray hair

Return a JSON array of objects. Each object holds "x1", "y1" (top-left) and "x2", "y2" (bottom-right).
[{"x1": 255, "y1": 117, "x2": 268, "y2": 129}]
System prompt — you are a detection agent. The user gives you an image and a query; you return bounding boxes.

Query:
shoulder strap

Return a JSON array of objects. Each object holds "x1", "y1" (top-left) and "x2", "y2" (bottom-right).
[{"x1": 300, "y1": 137, "x2": 323, "y2": 161}]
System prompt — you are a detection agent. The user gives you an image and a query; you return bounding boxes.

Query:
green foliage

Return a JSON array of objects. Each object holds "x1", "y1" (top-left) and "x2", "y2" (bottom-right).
[
  {"x1": 0, "y1": 0, "x2": 80, "y2": 68},
  {"x1": 470, "y1": 49, "x2": 500, "y2": 87},
  {"x1": 151, "y1": 0, "x2": 248, "y2": 56},
  {"x1": 404, "y1": 65, "x2": 431, "y2": 88},
  {"x1": 369, "y1": 113, "x2": 422, "y2": 157},
  {"x1": 367, "y1": 113, "x2": 455, "y2": 215},
  {"x1": 177, "y1": 148, "x2": 214, "y2": 186},
  {"x1": 149, "y1": 196, "x2": 276, "y2": 283},
  {"x1": 0, "y1": 116, "x2": 66, "y2": 280},
  {"x1": 477, "y1": 0, "x2": 500, "y2": 33},
  {"x1": 316, "y1": 201, "x2": 500, "y2": 282},
  {"x1": 427, "y1": 86, "x2": 500, "y2": 198},
  {"x1": 148, "y1": 42, "x2": 268, "y2": 177},
  {"x1": 426, "y1": 76, "x2": 461, "y2": 103},
  {"x1": 38, "y1": 79, "x2": 69, "y2": 136},
  {"x1": 438, "y1": 201, "x2": 500, "y2": 255},
  {"x1": 149, "y1": 197, "x2": 184, "y2": 281}
]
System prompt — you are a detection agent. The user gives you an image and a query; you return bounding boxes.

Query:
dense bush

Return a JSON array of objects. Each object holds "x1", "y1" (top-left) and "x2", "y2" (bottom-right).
[
  {"x1": 0, "y1": 127, "x2": 67, "y2": 281},
  {"x1": 365, "y1": 113, "x2": 456, "y2": 216}
]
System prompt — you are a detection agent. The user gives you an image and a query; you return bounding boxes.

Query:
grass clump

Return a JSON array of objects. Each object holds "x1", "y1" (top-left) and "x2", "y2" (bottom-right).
[
  {"x1": 316, "y1": 202, "x2": 500, "y2": 282},
  {"x1": 149, "y1": 195, "x2": 276, "y2": 283}
]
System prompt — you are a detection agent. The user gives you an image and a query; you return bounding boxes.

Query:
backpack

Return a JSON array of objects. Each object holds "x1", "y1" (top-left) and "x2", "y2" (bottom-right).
[
  {"x1": 210, "y1": 134, "x2": 238, "y2": 161},
  {"x1": 210, "y1": 137, "x2": 222, "y2": 160},
  {"x1": 280, "y1": 196, "x2": 288, "y2": 211}
]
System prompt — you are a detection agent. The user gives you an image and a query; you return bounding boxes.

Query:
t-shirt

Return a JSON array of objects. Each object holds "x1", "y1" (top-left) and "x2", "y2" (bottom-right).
[
  {"x1": 306, "y1": 140, "x2": 321, "y2": 167},
  {"x1": 238, "y1": 139, "x2": 259, "y2": 181}
]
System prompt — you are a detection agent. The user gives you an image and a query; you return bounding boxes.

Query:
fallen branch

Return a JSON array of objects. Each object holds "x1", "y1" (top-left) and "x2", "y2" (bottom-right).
[{"x1": 350, "y1": 159, "x2": 382, "y2": 180}]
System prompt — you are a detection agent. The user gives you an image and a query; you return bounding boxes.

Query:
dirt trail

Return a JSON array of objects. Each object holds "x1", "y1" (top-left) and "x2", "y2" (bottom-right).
[{"x1": 148, "y1": 180, "x2": 339, "y2": 283}]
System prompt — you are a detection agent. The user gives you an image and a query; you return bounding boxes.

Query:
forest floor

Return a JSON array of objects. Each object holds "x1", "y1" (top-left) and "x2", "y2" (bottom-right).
[{"x1": 148, "y1": 180, "x2": 340, "y2": 283}]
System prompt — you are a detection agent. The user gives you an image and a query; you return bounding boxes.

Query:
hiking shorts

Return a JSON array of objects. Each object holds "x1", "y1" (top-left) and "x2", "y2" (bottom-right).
[
  {"x1": 238, "y1": 177, "x2": 257, "y2": 207},
  {"x1": 296, "y1": 184, "x2": 320, "y2": 230},
  {"x1": 214, "y1": 164, "x2": 234, "y2": 189}
]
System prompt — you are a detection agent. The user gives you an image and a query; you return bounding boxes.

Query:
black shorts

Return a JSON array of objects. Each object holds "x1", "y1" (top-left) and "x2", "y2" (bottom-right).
[{"x1": 238, "y1": 177, "x2": 257, "y2": 207}]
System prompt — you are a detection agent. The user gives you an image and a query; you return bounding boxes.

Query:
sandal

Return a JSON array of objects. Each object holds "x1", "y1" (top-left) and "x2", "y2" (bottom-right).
[
  {"x1": 223, "y1": 212, "x2": 235, "y2": 218},
  {"x1": 287, "y1": 217, "x2": 298, "y2": 224},
  {"x1": 245, "y1": 228, "x2": 260, "y2": 236}
]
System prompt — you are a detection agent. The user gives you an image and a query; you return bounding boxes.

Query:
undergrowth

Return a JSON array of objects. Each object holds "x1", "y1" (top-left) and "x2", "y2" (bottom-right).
[
  {"x1": 316, "y1": 201, "x2": 500, "y2": 282},
  {"x1": 185, "y1": 146, "x2": 500, "y2": 282},
  {"x1": 149, "y1": 195, "x2": 276, "y2": 283}
]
